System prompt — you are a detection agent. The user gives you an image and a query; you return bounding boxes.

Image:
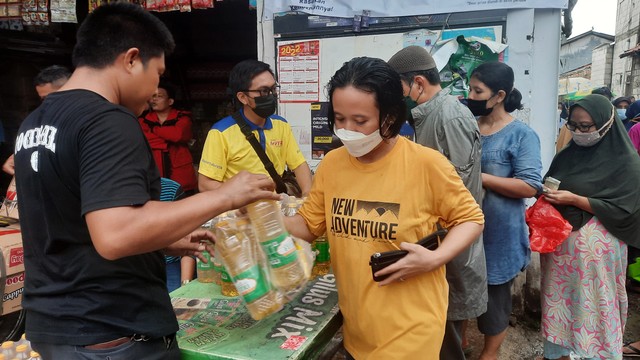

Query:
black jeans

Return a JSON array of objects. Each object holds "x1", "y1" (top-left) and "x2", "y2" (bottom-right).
[{"x1": 31, "y1": 334, "x2": 180, "y2": 360}]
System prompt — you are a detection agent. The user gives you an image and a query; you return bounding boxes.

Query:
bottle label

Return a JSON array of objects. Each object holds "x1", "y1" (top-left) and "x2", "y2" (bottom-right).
[
  {"x1": 220, "y1": 267, "x2": 233, "y2": 283},
  {"x1": 315, "y1": 240, "x2": 330, "y2": 262},
  {"x1": 197, "y1": 252, "x2": 212, "y2": 270},
  {"x1": 232, "y1": 265, "x2": 270, "y2": 303},
  {"x1": 260, "y1": 233, "x2": 298, "y2": 268}
]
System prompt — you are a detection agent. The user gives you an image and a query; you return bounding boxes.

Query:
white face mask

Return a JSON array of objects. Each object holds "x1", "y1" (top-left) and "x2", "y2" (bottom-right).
[
  {"x1": 570, "y1": 110, "x2": 615, "y2": 147},
  {"x1": 334, "y1": 126, "x2": 384, "y2": 157}
]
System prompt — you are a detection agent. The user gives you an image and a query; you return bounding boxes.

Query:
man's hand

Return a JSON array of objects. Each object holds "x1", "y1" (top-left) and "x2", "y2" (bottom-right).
[
  {"x1": 2, "y1": 155, "x2": 14, "y2": 176},
  {"x1": 164, "y1": 228, "x2": 215, "y2": 263},
  {"x1": 218, "y1": 171, "x2": 281, "y2": 209}
]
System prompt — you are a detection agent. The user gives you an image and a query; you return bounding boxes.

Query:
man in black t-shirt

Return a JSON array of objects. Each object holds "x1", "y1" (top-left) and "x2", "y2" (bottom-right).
[{"x1": 13, "y1": 3, "x2": 279, "y2": 359}]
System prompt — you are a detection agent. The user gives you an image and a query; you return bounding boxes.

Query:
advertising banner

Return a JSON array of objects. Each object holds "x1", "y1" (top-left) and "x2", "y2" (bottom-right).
[{"x1": 264, "y1": 0, "x2": 567, "y2": 20}]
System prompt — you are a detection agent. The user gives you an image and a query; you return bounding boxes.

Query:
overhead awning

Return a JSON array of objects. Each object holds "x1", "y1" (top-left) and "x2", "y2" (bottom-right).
[{"x1": 620, "y1": 43, "x2": 640, "y2": 58}]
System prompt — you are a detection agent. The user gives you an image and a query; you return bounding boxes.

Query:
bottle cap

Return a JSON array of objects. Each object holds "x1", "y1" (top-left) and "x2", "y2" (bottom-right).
[
  {"x1": 1, "y1": 341, "x2": 13, "y2": 348},
  {"x1": 15, "y1": 344, "x2": 27, "y2": 352}
]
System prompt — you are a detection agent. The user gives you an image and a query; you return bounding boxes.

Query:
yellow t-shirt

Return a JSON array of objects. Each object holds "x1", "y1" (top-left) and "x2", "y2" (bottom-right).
[
  {"x1": 199, "y1": 110, "x2": 306, "y2": 182},
  {"x1": 298, "y1": 136, "x2": 484, "y2": 359}
]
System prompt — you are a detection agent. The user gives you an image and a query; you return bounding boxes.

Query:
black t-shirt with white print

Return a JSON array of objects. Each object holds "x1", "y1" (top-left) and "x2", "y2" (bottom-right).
[{"x1": 14, "y1": 89, "x2": 177, "y2": 345}]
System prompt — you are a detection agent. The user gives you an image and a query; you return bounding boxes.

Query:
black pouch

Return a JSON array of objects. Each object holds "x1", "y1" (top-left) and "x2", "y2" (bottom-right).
[{"x1": 369, "y1": 227, "x2": 448, "y2": 282}]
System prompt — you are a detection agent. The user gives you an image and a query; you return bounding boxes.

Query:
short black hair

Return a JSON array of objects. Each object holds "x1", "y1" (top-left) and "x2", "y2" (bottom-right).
[
  {"x1": 72, "y1": 2, "x2": 175, "y2": 69},
  {"x1": 33, "y1": 65, "x2": 71, "y2": 87},
  {"x1": 470, "y1": 62, "x2": 524, "y2": 113},
  {"x1": 591, "y1": 86, "x2": 613, "y2": 100},
  {"x1": 398, "y1": 68, "x2": 441, "y2": 86},
  {"x1": 227, "y1": 60, "x2": 274, "y2": 108},
  {"x1": 158, "y1": 79, "x2": 176, "y2": 99},
  {"x1": 327, "y1": 57, "x2": 405, "y2": 139}
]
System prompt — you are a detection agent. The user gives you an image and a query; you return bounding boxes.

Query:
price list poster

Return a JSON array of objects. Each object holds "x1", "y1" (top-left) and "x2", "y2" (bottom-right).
[{"x1": 277, "y1": 40, "x2": 320, "y2": 103}]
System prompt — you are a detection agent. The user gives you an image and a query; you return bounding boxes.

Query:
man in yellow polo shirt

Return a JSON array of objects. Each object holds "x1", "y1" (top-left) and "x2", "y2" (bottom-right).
[{"x1": 198, "y1": 60, "x2": 312, "y2": 194}]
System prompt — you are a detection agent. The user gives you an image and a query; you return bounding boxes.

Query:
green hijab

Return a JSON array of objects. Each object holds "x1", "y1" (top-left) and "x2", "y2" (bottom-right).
[{"x1": 546, "y1": 94, "x2": 640, "y2": 248}]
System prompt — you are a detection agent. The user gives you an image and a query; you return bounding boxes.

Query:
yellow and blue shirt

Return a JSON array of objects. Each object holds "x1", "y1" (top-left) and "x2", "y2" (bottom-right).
[{"x1": 199, "y1": 109, "x2": 306, "y2": 182}]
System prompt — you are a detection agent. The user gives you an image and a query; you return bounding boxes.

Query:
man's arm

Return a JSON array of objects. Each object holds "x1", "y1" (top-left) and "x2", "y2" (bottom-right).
[
  {"x1": 2, "y1": 154, "x2": 14, "y2": 176},
  {"x1": 86, "y1": 171, "x2": 279, "y2": 260},
  {"x1": 198, "y1": 173, "x2": 223, "y2": 192},
  {"x1": 292, "y1": 162, "x2": 312, "y2": 196}
]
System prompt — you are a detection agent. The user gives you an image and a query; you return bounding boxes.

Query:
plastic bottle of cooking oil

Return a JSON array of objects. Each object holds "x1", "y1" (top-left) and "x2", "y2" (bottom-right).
[
  {"x1": 220, "y1": 265, "x2": 238, "y2": 297},
  {"x1": 14, "y1": 344, "x2": 28, "y2": 360},
  {"x1": 197, "y1": 220, "x2": 216, "y2": 283},
  {"x1": 197, "y1": 250, "x2": 216, "y2": 283},
  {"x1": 215, "y1": 221, "x2": 281, "y2": 320},
  {"x1": 312, "y1": 233, "x2": 330, "y2": 277},
  {"x1": 247, "y1": 200, "x2": 306, "y2": 292},
  {"x1": 212, "y1": 253, "x2": 223, "y2": 286},
  {"x1": 1, "y1": 341, "x2": 15, "y2": 359}
]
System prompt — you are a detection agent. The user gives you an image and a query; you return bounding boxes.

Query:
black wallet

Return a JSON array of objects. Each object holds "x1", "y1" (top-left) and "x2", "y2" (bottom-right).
[{"x1": 369, "y1": 227, "x2": 448, "y2": 282}]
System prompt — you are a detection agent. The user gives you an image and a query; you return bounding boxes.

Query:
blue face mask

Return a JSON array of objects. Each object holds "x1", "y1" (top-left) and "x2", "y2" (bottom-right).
[{"x1": 617, "y1": 108, "x2": 627, "y2": 121}]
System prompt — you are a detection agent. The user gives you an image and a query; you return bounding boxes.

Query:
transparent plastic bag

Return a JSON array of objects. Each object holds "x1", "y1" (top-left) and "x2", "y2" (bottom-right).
[{"x1": 214, "y1": 214, "x2": 283, "y2": 320}]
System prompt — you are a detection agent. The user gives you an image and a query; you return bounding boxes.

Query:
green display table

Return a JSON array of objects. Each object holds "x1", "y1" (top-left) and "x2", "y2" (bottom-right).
[{"x1": 170, "y1": 273, "x2": 342, "y2": 360}]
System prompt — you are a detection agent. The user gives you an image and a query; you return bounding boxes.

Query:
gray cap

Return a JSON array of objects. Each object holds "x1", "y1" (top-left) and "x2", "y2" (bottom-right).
[{"x1": 387, "y1": 46, "x2": 437, "y2": 74}]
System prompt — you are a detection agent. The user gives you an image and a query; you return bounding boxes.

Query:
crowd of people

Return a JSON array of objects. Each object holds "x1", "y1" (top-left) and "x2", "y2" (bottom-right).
[{"x1": 6, "y1": 2, "x2": 640, "y2": 359}]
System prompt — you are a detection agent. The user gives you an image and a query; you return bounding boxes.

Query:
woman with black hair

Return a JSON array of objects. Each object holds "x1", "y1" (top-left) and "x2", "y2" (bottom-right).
[
  {"x1": 465, "y1": 61, "x2": 543, "y2": 360},
  {"x1": 284, "y1": 57, "x2": 485, "y2": 358},
  {"x1": 542, "y1": 94, "x2": 640, "y2": 359}
]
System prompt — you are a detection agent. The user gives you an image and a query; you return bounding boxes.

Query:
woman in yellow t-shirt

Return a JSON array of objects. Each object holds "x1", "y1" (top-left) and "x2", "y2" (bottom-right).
[{"x1": 284, "y1": 57, "x2": 485, "y2": 359}]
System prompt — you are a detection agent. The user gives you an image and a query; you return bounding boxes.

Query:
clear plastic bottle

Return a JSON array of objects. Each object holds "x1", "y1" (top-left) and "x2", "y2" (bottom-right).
[
  {"x1": 247, "y1": 200, "x2": 306, "y2": 291},
  {"x1": 29, "y1": 352, "x2": 41, "y2": 360},
  {"x1": 197, "y1": 220, "x2": 216, "y2": 283},
  {"x1": 1, "y1": 341, "x2": 15, "y2": 359},
  {"x1": 212, "y1": 253, "x2": 223, "y2": 286},
  {"x1": 15, "y1": 335, "x2": 26, "y2": 348},
  {"x1": 219, "y1": 266, "x2": 238, "y2": 297},
  {"x1": 312, "y1": 233, "x2": 330, "y2": 277},
  {"x1": 197, "y1": 250, "x2": 215, "y2": 283},
  {"x1": 282, "y1": 200, "x2": 299, "y2": 217},
  {"x1": 14, "y1": 345, "x2": 27, "y2": 360},
  {"x1": 215, "y1": 225, "x2": 281, "y2": 320}
]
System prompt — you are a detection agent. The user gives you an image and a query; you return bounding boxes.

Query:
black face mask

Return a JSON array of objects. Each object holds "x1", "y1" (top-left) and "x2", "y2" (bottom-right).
[
  {"x1": 252, "y1": 94, "x2": 277, "y2": 118},
  {"x1": 465, "y1": 98, "x2": 494, "y2": 117}
]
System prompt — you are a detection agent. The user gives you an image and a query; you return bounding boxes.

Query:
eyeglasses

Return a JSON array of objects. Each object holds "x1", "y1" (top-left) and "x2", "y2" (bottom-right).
[
  {"x1": 243, "y1": 84, "x2": 280, "y2": 97},
  {"x1": 565, "y1": 121, "x2": 596, "y2": 132}
]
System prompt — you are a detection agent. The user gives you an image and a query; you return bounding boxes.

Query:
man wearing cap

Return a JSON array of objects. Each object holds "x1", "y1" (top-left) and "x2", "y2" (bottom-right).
[{"x1": 388, "y1": 46, "x2": 487, "y2": 360}]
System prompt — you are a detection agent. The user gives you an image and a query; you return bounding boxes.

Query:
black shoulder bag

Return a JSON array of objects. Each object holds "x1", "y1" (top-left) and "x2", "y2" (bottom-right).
[{"x1": 231, "y1": 112, "x2": 301, "y2": 196}]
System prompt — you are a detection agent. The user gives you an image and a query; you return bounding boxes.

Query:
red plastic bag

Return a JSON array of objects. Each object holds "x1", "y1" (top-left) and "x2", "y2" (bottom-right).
[{"x1": 525, "y1": 197, "x2": 573, "y2": 253}]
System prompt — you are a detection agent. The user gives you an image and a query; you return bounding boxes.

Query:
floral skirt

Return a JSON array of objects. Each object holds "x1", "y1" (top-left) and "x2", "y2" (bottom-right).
[{"x1": 541, "y1": 217, "x2": 628, "y2": 359}]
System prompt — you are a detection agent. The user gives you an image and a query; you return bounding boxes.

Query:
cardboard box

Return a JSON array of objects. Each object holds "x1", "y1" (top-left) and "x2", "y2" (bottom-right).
[
  {"x1": 0, "y1": 228, "x2": 24, "y2": 315},
  {"x1": 0, "y1": 177, "x2": 18, "y2": 220}
]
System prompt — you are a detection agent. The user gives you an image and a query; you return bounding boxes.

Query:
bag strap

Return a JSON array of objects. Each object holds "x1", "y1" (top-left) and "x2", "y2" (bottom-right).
[{"x1": 231, "y1": 111, "x2": 287, "y2": 194}]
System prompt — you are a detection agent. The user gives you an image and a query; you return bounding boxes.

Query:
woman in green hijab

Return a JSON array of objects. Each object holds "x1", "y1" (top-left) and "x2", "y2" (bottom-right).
[{"x1": 540, "y1": 94, "x2": 640, "y2": 360}]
